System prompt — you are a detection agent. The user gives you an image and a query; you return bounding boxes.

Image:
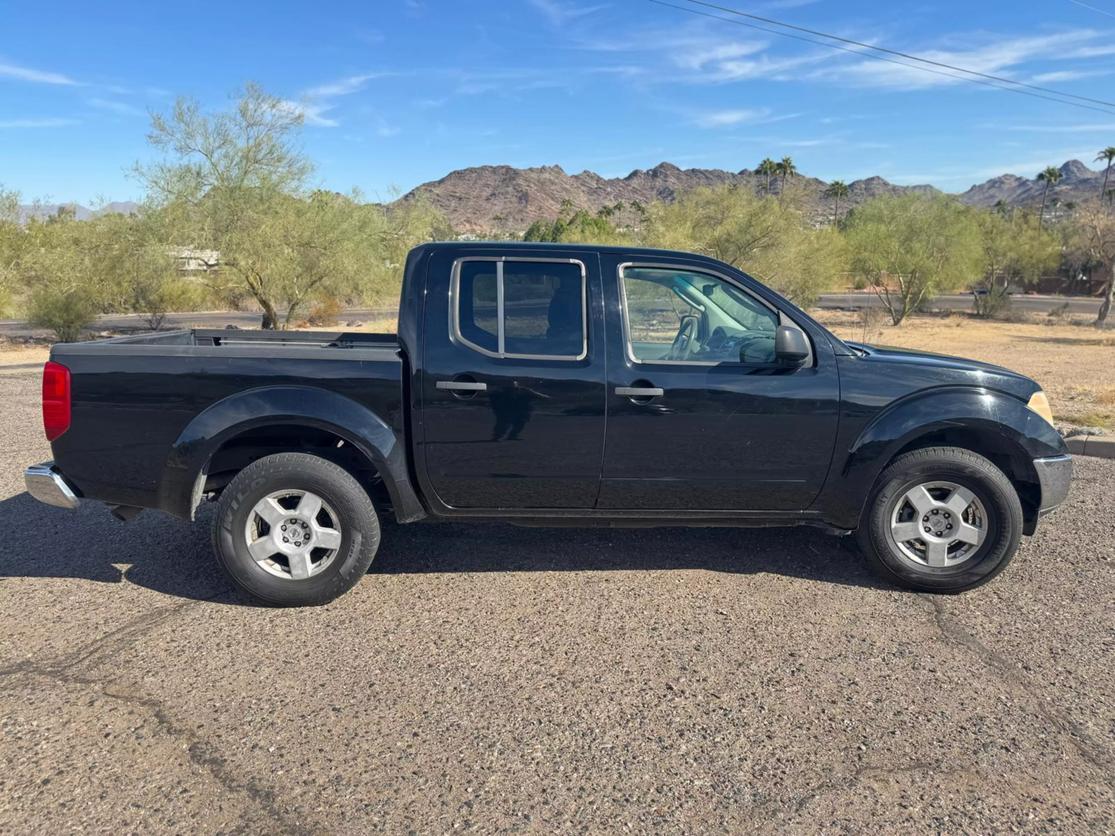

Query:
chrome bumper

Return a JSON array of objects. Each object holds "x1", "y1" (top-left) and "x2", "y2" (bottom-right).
[
  {"x1": 24, "y1": 462, "x2": 80, "y2": 510},
  {"x1": 1034, "y1": 454, "x2": 1073, "y2": 515}
]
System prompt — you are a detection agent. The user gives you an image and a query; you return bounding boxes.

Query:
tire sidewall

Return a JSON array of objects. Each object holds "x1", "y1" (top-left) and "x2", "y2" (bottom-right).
[
  {"x1": 864, "y1": 452, "x2": 1022, "y2": 592},
  {"x1": 214, "y1": 455, "x2": 380, "y2": 606}
]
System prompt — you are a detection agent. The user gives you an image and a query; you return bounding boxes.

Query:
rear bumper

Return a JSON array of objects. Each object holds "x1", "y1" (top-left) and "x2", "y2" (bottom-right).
[
  {"x1": 1034, "y1": 454, "x2": 1073, "y2": 515},
  {"x1": 24, "y1": 462, "x2": 80, "y2": 510}
]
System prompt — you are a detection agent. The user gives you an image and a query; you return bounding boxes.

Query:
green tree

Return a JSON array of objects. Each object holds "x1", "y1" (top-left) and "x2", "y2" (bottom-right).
[
  {"x1": 824, "y1": 180, "x2": 850, "y2": 224},
  {"x1": 1066, "y1": 200, "x2": 1115, "y2": 328},
  {"x1": 845, "y1": 194, "x2": 981, "y2": 325},
  {"x1": 0, "y1": 186, "x2": 22, "y2": 316},
  {"x1": 756, "y1": 158, "x2": 778, "y2": 196},
  {"x1": 1096, "y1": 147, "x2": 1115, "y2": 202},
  {"x1": 640, "y1": 184, "x2": 845, "y2": 306},
  {"x1": 20, "y1": 212, "x2": 106, "y2": 341},
  {"x1": 1036, "y1": 165, "x2": 1062, "y2": 229},
  {"x1": 138, "y1": 84, "x2": 393, "y2": 329},
  {"x1": 973, "y1": 209, "x2": 1060, "y2": 318},
  {"x1": 523, "y1": 203, "x2": 629, "y2": 245},
  {"x1": 775, "y1": 156, "x2": 797, "y2": 200}
]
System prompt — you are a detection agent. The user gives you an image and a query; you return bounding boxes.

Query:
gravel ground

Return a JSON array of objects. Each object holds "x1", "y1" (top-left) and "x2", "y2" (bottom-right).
[{"x1": 1, "y1": 369, "x2": 1113, "y2": 834}]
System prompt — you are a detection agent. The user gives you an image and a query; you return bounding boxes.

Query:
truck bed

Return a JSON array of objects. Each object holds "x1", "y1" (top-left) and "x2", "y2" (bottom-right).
[
  {"x1": 74, "y1": 327, "x2": 401, "y2": 353},
  {"x1": 48, "y1": 328, "x2": 406, "y2": 517}
]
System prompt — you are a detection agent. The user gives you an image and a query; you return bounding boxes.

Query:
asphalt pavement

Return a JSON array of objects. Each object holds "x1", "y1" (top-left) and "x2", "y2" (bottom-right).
[{"x1": 1, "y1": 368, "x2": 1113, "y2": 833}]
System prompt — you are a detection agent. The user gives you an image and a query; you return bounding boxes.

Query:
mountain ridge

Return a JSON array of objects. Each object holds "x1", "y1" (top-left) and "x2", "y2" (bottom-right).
[
  {"x1": 20, "y1": 159, "x2": 1111, "y2": 234},
  {"x1": 400, "y1": 158, "x2": 1110, "y2": 234}
]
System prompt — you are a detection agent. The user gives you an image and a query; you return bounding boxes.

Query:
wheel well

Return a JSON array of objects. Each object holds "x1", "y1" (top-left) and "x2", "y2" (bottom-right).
[
  {"x1": 891, "y1": 427, "x2": 1041, "y2": 533},
  {"x1": 201, "y1": 424, "x2": 392, "y2": 511}
]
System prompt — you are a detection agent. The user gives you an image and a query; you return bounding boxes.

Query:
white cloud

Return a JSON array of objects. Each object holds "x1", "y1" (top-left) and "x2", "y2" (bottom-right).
[
  {"x1": 0, "y1": 60, "x2": 80, "y2": 86},
  {"x1": 1003, "y1": 122, "x2": 1115, "y2": 132},
  {"x1": 303, "y1": 73, "x2": 388, "y2": 99},
  {"x1": 822, "y1": 30, "x2": 1106, "y2": 91},
  {"x1": 694, "y1": 108, "x2": 774, "y2": 128},
  {"x1": 278, "y1": 100, "x2": 339, "y2": 127},
  {"x1": 529, "y1": 0, "x2": 608, "y2": 26},
  {"x1": 87, "y1": 97, "x2": 144, "y2": 116},
  {"x1": 0, "y1": 117, "x2": 79, "y2": 128},
  {"x1": 1030, "y1": 68, "x2": 1111, "y2": 82}
]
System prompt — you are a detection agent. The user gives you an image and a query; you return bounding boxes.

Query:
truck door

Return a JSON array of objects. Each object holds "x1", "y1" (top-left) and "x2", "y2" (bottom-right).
[
  {"x1": 598, "y1": 254, "x2": 840, "y2": 511},
  {"x1": 417, "y1": 248, "x2": 606, "y2": 509}
]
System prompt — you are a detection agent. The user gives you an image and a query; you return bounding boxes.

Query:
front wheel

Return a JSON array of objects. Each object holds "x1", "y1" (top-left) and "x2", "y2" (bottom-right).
[
  {"x1": 212, "y1": 452, "x2": 380, "y2": 606},
  {"x1": 856, "y1": 446, "x2": 1023, "y2": 593}
]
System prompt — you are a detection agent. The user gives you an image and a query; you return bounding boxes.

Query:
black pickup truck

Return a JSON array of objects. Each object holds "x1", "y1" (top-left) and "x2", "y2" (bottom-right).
[{"x1": 25, "y1": 242, "x2": 1072, "y2": 605}]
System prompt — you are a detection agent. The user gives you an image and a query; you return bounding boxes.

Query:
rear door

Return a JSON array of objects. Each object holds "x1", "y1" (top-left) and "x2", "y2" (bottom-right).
[
  {"x1": 598, "y1": 253, "x2": 840, "y2": 511},
  {"x1": 417, "y1": 248, "x2": 607, "y2": 509}
]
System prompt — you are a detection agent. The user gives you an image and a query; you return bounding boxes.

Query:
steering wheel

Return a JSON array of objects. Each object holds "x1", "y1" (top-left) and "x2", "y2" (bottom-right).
[{"x1": 667, "y1": 314, "x2": 699, "y2": 361}]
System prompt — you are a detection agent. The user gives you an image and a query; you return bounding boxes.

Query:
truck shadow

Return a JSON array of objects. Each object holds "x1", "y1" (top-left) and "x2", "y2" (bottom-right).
[{"x1": 0, "y1": 491, "x2": 889, "y2": 602}]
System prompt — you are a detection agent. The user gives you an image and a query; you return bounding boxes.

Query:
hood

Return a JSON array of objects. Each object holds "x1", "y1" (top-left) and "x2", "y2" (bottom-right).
[{"x1": 845, "y1": 341, "x2": 1039, "y2": 396}]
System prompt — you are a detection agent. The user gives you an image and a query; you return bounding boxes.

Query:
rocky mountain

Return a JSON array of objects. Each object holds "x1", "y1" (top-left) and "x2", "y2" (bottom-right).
[
  {"x1": 17, "y1": 201, "x2": 139, "y2": 224},
  {"x1": 957, "y1": 159, "x2": 1108, "y2": 209},
  {"x1": 398, "y1": 162, "x2": 940, "y2": 234},
  {"x1": 23, "y1": 158, "x2": 1111, "y2": 235}
]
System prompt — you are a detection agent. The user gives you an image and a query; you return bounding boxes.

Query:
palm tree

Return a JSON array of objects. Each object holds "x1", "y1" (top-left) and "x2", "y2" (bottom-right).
[
  {"x1": 1096, "y1": 147, "x2": 1115, "y2": 202},
  {"x1": 824, "y1": 180, "x2": 850, "y2": 223},
  {"x1": 756, "y1": 158, "x2": 778, "y2": 196},
  {"x1": 1036, "y1": 165, "x2": 1062, "y2": 229},
  {"x1": 775, "y1": 156, "x2": 798, "y2": 200}
]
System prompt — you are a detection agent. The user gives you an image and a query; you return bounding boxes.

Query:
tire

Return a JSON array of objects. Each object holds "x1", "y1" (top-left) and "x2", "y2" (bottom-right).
[
  {"x1": 212, "y1": 452, "x2": 380, "y2": 606},
  {"x1": 855, "y1": 446, "x2": 1023, "y2": 593}
]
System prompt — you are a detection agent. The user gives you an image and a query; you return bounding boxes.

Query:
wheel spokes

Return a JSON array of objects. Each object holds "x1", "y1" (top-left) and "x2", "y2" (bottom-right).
[
  {"x1": 891, "y1": 521, "x2": 922, "y2": 543},
  {"x1": 955, "y1": 521, "x2": 983, "y2": 545},
  {"x1": 904, "y1": 485, "x2": 937, "y2": 514},
  {"x1": 314, "y1": 525, "x2": 342, "y2": 550},
  {"x1": 287, "y1": 550, "x2": 313, "y2": 580},
  {"x1": 248, "y1": 536, "x2": 276, "y2": 563},
  {"x1": 254, "y1": 497, "x2": 287, "y2": 527},
  {"x1": 297, "y1": 492, "x2": 322, "y2": 521},
  {"x1": 944, "y1": 486, "x2": 976, "y2": 517},
  {"x1": 924, "y1": 538, "x2": 950, "y2": 568}
]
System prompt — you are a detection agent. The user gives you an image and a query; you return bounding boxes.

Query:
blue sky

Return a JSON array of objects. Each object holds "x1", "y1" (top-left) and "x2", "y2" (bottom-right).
[{"x1": 4, "y1": 0, "x2": 1115, "y2": 203}]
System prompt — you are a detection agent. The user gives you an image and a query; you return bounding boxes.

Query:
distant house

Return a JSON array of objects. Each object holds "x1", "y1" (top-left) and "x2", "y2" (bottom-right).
[{"x1": 170, "y1": 247, "x2": 219, "y2": 274}]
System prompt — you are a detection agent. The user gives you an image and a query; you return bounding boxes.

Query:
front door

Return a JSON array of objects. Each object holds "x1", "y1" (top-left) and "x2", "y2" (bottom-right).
[
  {"x1": 419, "y1": 249, "x2": 606, "y2": 509},
  {"x1": 598, "y1": 255, "x2": 840, "y2": 511}
]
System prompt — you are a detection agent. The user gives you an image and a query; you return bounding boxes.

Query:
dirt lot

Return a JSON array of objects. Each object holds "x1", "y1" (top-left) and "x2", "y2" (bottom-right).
[
  {"x1": 815, "y1": 311, "x2": 1115, "y2": 430},
  {"x1": 1, "y1": 366, "x2": 1114, "y2": 832}
]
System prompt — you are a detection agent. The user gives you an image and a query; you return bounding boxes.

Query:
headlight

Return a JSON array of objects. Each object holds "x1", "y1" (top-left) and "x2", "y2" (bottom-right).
[{"x1": 1027, "y1": 390, "x2": 1055, "y2": 427}]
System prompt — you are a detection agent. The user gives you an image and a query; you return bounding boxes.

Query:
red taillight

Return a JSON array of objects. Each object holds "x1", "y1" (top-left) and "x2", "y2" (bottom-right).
[{"x1": 42, "y1": 361, "x2": 71, "y2": 441}]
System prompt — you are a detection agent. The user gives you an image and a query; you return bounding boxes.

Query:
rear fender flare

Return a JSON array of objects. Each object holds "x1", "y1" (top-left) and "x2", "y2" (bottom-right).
[{"x1": 157, "y1": 385, "x2": 425, "y2": 522}]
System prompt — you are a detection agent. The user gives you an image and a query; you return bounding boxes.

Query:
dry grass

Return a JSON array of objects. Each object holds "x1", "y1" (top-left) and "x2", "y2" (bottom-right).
[
  {"x1": 813, "y1": 310, "x2": 1115, "y2": 429},
  {"x1": 0, "y1": 343, "x2": 49, "y2": 369}
]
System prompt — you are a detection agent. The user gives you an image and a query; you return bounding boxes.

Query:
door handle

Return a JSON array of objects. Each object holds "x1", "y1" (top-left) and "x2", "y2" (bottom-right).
[
  {"x1": 615, "y1": 386, "x2": 664, "y2": 398},
  {"x1": 437, "y1": 380, "x2": 488, "y2": 392}
]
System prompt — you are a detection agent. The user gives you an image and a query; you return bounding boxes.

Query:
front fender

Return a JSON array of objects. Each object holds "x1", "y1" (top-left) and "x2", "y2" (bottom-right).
[
  {"x1": 820, "y1": 386, "x2": 1065, "y2": 529},
  {"x1": 157, "y1": 385, "x2": 425, "y2": 523}
]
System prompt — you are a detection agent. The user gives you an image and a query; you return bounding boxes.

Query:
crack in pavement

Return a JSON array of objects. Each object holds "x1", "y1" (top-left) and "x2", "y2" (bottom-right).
[
  {"x1": 919, "y1": 594, "x2": 1115, "y2": 783},
  {"x1": 1, "y1": 596, "x2": 319, "y2": 836}
]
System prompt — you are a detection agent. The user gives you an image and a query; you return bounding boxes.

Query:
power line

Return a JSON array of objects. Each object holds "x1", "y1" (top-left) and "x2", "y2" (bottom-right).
[
  {"x1": 647, "y1": 0, "x2": 1115, "y2": 114},
  {"x1": 680, "y1": 0, "x2": 1115, "y2": 108},
  {"x1": 1068, "y1": 0, "x2": 1115, "y2": 19}
]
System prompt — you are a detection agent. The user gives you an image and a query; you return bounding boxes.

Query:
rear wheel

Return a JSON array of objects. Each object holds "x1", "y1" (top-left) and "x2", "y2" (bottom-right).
[
  {"x1": 213, "y1": 452, "x2": 380, "y2": 606},
  {"x1": 856, "y1": 446, "x2": 1023, "y2": 593}
]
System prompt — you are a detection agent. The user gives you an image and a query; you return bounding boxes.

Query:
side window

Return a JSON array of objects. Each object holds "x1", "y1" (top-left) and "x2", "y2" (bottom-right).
[
  {"x1": 621, "y1": 266, "x2": 780, "y2": 364},
  {"x1": 454, "y1": 259, "x2": 586, "y2": 359},
  {"x1": 457, "y1": 261, "x2": 499, "y2": 353}
]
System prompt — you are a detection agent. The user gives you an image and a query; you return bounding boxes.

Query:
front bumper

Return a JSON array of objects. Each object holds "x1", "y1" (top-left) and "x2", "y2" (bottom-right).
[
  {"x1": 1034, "y1": 454, "x2": 1073, "y2": 515},
  {"x1": 24, "y1": 462, "x2": 80, "y2": 510}
]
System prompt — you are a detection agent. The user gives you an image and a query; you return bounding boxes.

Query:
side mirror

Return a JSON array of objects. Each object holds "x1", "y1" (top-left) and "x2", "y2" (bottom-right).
[{"x1": 774, "y1": 325, "x2": 810, "y2": 366}]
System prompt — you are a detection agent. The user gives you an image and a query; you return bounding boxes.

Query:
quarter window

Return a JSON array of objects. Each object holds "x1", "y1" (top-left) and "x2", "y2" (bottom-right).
[
  {"x1": 455, "y1": 259, "x2": 586, "y2": 359},
  {"x1": 621, "y1": 266, "x2": 780, "y2": 364}
]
